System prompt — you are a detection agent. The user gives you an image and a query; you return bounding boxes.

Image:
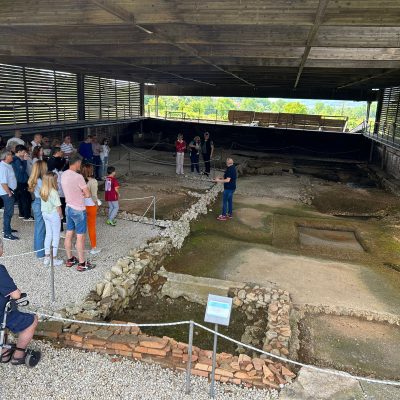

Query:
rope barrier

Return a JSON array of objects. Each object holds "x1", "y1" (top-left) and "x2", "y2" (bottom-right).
[
  {"x1": 23, "y1": 309, "x2": 400, "y2": 387},
  {"x1": 121, "y1": 144, "x2": 221, "y2": 167},
  {"x1": 192, "y1": 321, "x2": 400, "y2": 387},
  {"x1": 0, "y1": 248, "x2": 45, "y2": 258},
  {"x1": 32, "y1": 310, "x2": 190, "y2": 328}
]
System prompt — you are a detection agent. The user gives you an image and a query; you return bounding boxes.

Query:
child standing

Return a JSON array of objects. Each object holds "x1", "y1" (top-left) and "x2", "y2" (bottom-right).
[
  {"x1": 105, "y1": 166, "x2": 120, "y2": 226},
  {"x1": 40, "y1": 172, "x2": 63, "y2": 266}
]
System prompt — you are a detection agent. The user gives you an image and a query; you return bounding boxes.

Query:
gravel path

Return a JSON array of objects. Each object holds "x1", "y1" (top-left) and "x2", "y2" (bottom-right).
[
  {"x1": 0, "y1": 341, "x2": 277, "y2": 400},
  {"x1": 1, "y1": 213, "x2": 159, "y2": 310}
]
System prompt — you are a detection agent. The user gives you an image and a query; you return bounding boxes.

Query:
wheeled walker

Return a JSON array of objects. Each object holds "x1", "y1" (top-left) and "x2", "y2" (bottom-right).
[{"x1": 0, "y1": 293, "x2": 41, "y2": 367}]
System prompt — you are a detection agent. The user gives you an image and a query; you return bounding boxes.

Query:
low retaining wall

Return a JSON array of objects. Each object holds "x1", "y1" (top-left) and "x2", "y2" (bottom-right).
[{"x1": 35, "y1": 320, "x2": 295, "y2": 390}]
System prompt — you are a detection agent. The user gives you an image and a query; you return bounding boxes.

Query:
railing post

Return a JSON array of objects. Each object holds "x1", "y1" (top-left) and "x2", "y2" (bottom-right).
[
  {"x1": 153, "y1": 196, "x2": 156, "y2": 228},
  {"x1": 50, "y1": 245, "x2": 55, "y2": 303},
  {"x1": 209, "y1": 324, "x2": 219, "y2": 398},
  {"x1": 49, "y1": 106, "x2": 52, "y2": 123},
  {"x1": 185, "y1": 320, "x2": 194, "y2": 394},
  {"x1": 63, "y1": 107, "x2": 66, "y2": 124}
]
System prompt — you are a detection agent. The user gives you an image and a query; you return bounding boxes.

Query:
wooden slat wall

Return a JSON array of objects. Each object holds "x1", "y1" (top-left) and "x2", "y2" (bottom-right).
[
  {"x1": 84, "y1": 75, "x2": 140, "y2": 120},
  {"x1": 379, "y1": 86, "x2": 400, "y2": 139},
  {"x1": 55, "y1": 70, "x2": 78, "y2": 121},
  {"x1": 0, "y1": 63, "x2": 141, "y2": 125},
  {"x1": 25, "y1": 67, "x2": 57, "y2": 123},
  {"x1": 0, "y1": 64, "x2": 27, "y2": 125}
]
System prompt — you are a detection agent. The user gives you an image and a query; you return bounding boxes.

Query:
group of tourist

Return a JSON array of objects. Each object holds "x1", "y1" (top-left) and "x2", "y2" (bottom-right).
[
  {"x1": 175, "y1": 131, "x2": 214, "y2": 176},
  {"x1": 174, "y1": 131, "x2": 237, "y2": 221},
  {"x1": 0, "y1": 130, "x2": 119, "y2": 272}
]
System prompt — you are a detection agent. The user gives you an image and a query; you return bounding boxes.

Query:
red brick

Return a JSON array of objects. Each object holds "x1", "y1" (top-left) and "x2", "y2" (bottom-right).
[
  {"x1": 198, "y1": 357, "x2": 213, "y2": 366},
  {"x1": 215, "y1": 368, "x2": 234, "y2": 378},
  {"x1": 177, "y1": 342, "x2": 188, "y2": 350},
  {"x1": 281, "y1": 366, "x2": 296, "y2": 378},
  {"x1": 70, "y1": 334, "x2": 84, "y2": 343},
  {"x1": 191, "y1": 369, "x2": 209, "y2": 378},
  {"x1": 194, "y1": 363, "x2": 211, "y2": 372},
  {"x1": 107, "y1": 342, "x2": 132, "y2": 352},
  {"x1": 134, "y1": 346, "x2": 148, "y2": 354},
  {"x1": 182, "y1": 354, "x2": 198, "y2": 362},
  {"x1": 146, "y1": 348, "x2": 168, "y2": 357},
  {"x1": 245, "y1": 363, "x2": 254, "y2": 372},
  {"x1": 64, "y1": 340, "x2": 82, "y2": 348},
  {"x1": 139, "y1": 337, "x2": 168, "y2": 350},
  {"x1": 85, "y1": 337, "x2": 107, "y2": 347}
]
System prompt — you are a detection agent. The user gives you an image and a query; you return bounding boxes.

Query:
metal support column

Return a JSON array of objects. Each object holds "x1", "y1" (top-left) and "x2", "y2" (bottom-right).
[
  {"x1": 374, "y1": 89, "x2": 384, "y2": 135},
  {"x1": 77, "y1": 73, "x2": 85, "y2": 121},
  {"x1": 139, "y1": 83, "x2": 145, "y2": 117},
  {"x1": 155, "y1": 94, "x2": 159, "y2": 117},
  {"x1": 365, "y1": 100, "x2": 372, "y2": 132}
]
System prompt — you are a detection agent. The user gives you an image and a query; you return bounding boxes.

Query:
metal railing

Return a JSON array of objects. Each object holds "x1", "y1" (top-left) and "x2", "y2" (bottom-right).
[{"x1": 145, "y1": 105, "x2": 354, "y2": 132}]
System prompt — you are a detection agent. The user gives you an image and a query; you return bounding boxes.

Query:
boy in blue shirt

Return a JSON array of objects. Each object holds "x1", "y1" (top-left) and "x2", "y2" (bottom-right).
[
  {"x1": 0, "y1": 239, "x2": 38, "y2": 364},
  {"x1": 213, "y1": 158, "x2": 237, "y2": 221}
]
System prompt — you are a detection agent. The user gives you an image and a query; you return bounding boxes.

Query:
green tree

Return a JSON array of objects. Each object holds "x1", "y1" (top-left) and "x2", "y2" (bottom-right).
[{"x1": 283, "y1": 101, "x2": 308, "y2": 114}]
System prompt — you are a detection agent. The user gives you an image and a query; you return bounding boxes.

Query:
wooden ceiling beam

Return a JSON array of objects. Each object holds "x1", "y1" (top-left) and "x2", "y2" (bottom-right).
[
  {"x1": 337, "y1": 68, "x2": 400, "y2": 89},
  {"x1": 294, "y1": 0, "x2": 330, "y2": 89},
  {"x1": 90, "y1": 0, "x2": 255, "y2": 87},
  {"x1": 4, "y1": 27, "x2": 216, "y2": 86}
]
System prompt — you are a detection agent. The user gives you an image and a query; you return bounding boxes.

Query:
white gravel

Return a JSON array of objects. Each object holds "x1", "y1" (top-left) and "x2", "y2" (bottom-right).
[
  {"x1": 0, "y1": 214, "x2": 159, "y2": 311},
  {"x1": 0, "y1": 341, "x2": 278, "y2": 400}
]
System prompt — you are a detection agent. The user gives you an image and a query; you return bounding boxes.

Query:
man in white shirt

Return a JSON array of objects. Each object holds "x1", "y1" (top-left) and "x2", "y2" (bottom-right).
[
  {"x1": 6, "y1": 130, "x2": 25, "y2": 151},
  {"x1": 31, "y1": 134, "x2": 42, "y2": 149},
  {"x1": 0, "y1": 150, "x2": 18, "y2": 240},
  {"x1": 60, "y1": 135, "x2": 75, "y2": 159}
]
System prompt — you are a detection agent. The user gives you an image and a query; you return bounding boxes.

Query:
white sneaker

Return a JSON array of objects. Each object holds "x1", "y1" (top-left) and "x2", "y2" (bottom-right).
[
  {"x1": 43, "y1": 257, "x2": 50, "y2": 266},
  {"x1": 90, "y1": 248, "x2": 101, "y2": 255},
  {"x1": 53, "y1": 258, "x2": 64, "y2": 267}
]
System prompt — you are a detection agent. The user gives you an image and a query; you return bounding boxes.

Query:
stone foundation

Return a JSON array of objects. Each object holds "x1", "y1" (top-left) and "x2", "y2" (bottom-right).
[{"x1": 35, "y1": 320, "x2": 296, "y2": 390}]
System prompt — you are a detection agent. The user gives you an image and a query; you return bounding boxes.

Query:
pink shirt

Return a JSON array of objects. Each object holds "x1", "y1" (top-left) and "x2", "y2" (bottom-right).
[{"x1": 61, "y1": 169, "x2": 87, "y2": 211}]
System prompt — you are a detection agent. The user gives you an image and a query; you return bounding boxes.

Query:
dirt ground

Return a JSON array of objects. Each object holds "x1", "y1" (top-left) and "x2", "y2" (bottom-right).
[
  {"x1": 299, "y1": 314, "x2": 400, "y2": 380},
  {"x1": 101, "y1": 146, "x2": 215, "y2": 220}
]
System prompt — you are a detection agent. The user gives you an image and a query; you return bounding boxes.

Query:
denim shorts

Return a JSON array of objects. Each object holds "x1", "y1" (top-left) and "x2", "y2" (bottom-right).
[
  {"x1": 66, "y1": 206, "x2": 87, "y2": 234},
  {"x1": 6, "y1": 310, "x2": 35, "y2": 333}
]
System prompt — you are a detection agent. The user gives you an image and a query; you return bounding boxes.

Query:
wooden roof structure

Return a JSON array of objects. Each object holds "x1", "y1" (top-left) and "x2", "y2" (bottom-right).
[{"x1": 1, "y1": 0, "x2": 400, "y2": 100}]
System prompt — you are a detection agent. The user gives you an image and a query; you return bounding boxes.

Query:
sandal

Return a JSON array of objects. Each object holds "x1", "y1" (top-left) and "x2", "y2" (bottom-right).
[
  {"x1": 10, "y1": 347, "x2": 27, "y2": 365},
  {"x1": 1, "y1": 347, "x2": 15, "y2": 363}
]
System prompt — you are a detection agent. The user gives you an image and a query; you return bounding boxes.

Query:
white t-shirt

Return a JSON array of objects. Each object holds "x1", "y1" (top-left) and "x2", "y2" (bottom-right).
[{"x1": 6, "y1": 137, "x2": 25, "y2": 148}]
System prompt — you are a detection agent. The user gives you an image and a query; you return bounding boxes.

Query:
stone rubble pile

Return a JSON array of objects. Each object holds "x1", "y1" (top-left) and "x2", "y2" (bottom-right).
[{"x1": 34, "y1": 320, "x2": 296, "y2": 391}]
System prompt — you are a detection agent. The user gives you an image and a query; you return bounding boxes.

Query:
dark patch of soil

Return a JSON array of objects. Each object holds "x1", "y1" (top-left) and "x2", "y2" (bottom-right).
[{"x1": 109, "y1": 295, "x2": 248, "y2": 354}]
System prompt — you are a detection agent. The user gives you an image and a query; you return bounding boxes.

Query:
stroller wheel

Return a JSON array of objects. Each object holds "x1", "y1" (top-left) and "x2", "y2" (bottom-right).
[{"x1": 25, "y1": 350, "x2": 41, "y2": 368}]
